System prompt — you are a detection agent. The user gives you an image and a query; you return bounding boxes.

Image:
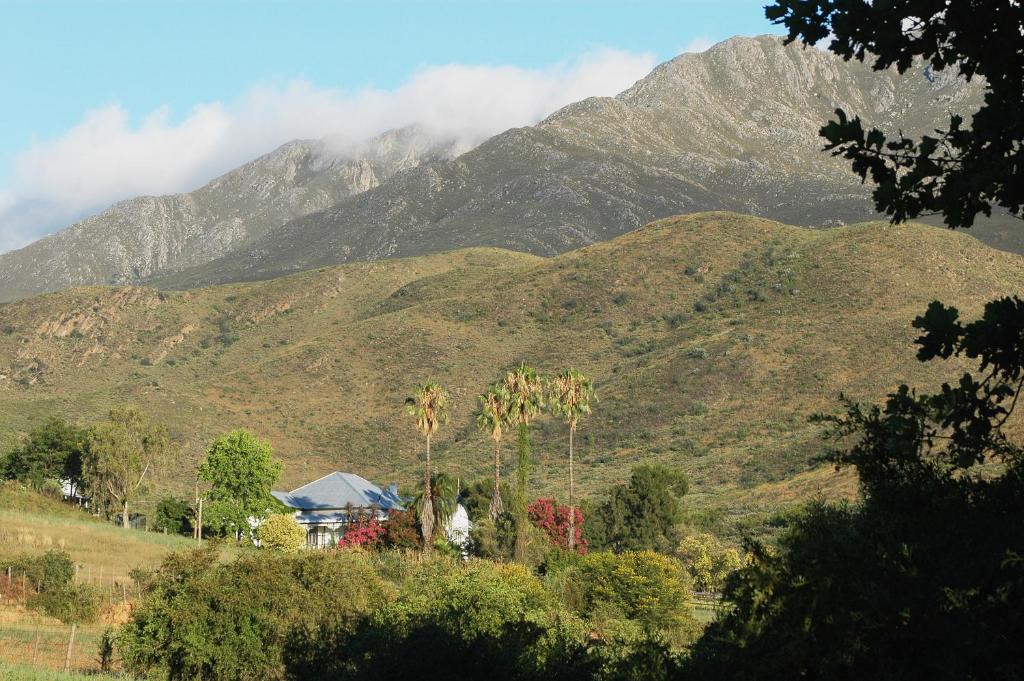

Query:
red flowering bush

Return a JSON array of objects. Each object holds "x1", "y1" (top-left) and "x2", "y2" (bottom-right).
[
  {"x1": 337, "y1": 518, "x2": 386, "y2": 549},
  {"x1": 527, "y1": 498, "x2": 588, "y2": 553}
]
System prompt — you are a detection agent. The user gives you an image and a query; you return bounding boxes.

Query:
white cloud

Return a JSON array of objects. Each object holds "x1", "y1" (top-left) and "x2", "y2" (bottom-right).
[
  {"x1": 0, "y1": 48, "x2": 655, "y2": 254},
  {"x1": 681, "y1": 36, "x2": 716, "y2": 53}
]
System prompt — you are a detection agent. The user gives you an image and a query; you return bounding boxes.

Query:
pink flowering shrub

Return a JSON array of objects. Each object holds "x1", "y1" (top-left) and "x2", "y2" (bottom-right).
[
  {"x1": 527, "y1": 498, "x2": 588, "y2": 553},
  {"x1": 337, "y1": 518, "x2": 386, "y2": 549}
]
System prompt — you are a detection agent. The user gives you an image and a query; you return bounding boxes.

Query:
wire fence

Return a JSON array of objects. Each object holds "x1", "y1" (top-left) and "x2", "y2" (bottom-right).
[
  {"x1": 1, "y1": 565, "x2": 142, "y2": 603},
  {"x1": 0, "y1": 623, "x2": 109, "y2": 674},
  {"x1": 0, "y1": 567, "x2": 134, "y2": 673}
]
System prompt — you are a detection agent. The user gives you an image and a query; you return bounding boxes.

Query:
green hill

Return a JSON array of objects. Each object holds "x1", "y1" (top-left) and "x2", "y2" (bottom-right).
[{"x1": 1, "y1": 212, "x2": 1021, "y2": 532}]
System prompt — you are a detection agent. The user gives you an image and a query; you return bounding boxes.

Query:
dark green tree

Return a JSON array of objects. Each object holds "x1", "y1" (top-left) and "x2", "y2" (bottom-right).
[
  {"x1": 2, "y1": 417, "x2": 87, "y2": 492},
  {"x1": 153, "y1": 497, "x2": 193, "y2": 536},
  {"x1": 587, "y1": 464, "x2": 689, "y2": 554},
  {"x1": 766, "y1": 0, "x2": 1023, "y2": 229},
  {"x1": 502, "y1": 363, "x2": 544, "y2": 563},
  {"x1": 685, "y1": 299, "x2": 1024, "y2": 680}
]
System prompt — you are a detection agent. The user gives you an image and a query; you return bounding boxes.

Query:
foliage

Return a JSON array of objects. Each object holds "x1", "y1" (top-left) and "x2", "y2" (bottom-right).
[
  {"x1": 676, "y1": 533, "x2": 741, "y2": 593},
  {"x1": 0, "y1": 549, "x2": 75, "y2": 594},
  {"x1": 337, "y1": 518, "x2": 387, "y2": 549},
  {"x1": 684, "y1": 300, "x2": 1024, "y2": 680},
  {"x1": 586, "y1": 465, "x2": 689, "y2": 553},
  {"x1": 285, "y1": 558, "x2": 589, "y2": 681},
  {"x1": 468, "y1": 513, "x2": 517, "y2": 561},
  {"x1": 528, "y1": 498, "x2": 587, "y2": 553},
  {"x1": 1, "y1": 549, "x2": 99, "y2": 624},
  {"x1": 548, "y1": 368, "x2": 597, "y2": 550},
  {"x1": 119, "y1": 546, "x2": 390, "y2": 681},
  {"x1": 83, "y1": 406, "x2": 170, "y2": 527},
  {"x1": 558, "y1": 551, "x2": 696, "y2": 635},
  {"x1": 1, "y1": 418, "x2": 87, "y2": 492},
  {"x1": 766, "y1": 0, "x2": 1023, "y2": 229},
  {"x1": 97, "y1": 628, "x2": 116, "y2": 672},
  {"x1": 460, "y1": 477, "x2": 512, "y2": 523},
  {"x1": 406, "y1": 382, "x2": 450, "y2": 547},
  {"x1": 476, "y1": 383, "x2": 513, "y2": 519},
  {"x1": 198, "y1": 429, "x2": 282, "y2": 539},
  {"x1": 28, "y1": 583, "x2": 99, "y2": 624},
  {"x1": 153, "y1": 496, "x2": 193, "y2": 536},
  {"x1": 381, "y1": 509, "x2": 421, "y2": 550},
  {"x1": 412, "y1": 472, "x2": 458, "y2": 540},
  {"x1": 502, "y1": 363, "x2": 544, "y2": 512},
  {"x1": 258, "y1": 513, "x2": 306, "y2": 553}
]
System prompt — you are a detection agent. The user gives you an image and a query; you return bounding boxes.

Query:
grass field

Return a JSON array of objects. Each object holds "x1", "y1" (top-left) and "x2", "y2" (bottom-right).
[
  {"x1": 0, "y1": 483, "x2": 220, "y2": 675},
  {"x1": 0, "y1": 482, "x2": 197, "y2": 581},
  {"x1": 0, "y1": 661, "x2": 123, "y2": 680},
  {"x1": 1, "y1": 212, "x2": 1021, "y2": 536}
]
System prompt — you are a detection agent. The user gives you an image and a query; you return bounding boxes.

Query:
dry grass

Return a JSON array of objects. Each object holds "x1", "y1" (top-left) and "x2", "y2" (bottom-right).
[
  {"x1": 0, "y1": 212, "x2": 1021, "y2": 535},
  {"x1": 0, "y1": 484, "x2": 196, "y2": 581}
]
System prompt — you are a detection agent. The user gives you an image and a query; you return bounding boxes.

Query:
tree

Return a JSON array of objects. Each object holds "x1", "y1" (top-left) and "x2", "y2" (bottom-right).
[
  {"x1": 412, "y1": 472, "x2": 458, "y2": 543},
  {"x1": 382, "y1": 509, "x2": 421, "y2": 549},
  {"x1": 405, "y1": 382, "x2": 450, "y2": 549},
  {"x1": 676, "y1": 533, "x2": 741, "y2": 593},
  {"x1": 198, "y1": 429, "x2": 282, "y2": 540},
  {"x1": 257, "y1": 513, "x2": 306, "y2": 553},
  {"x1": 765, "y1": 0, "x2": 1023, "y2": 230},
  {"x1": 502, "y1": 363, "x2": 544, "y2": 562},
  {"x1": 548, "y1": 369, "x2": 597, "y2": 549},
  {"x1": 587, "y1": 464, "x2": 688, "y2": 554},
  {"x1": 83, "y1": 406, "x2": 169, "y2": 529},
  {"x1": 2, "y1": 417, "x2": 87, "y2": 492},
  {"x1": 153, "y1": 497, "x2": 193, "y2": 536},
  {"x1": 685, "y1": 300, "x2": 1024, "y2": 679},
  {"x1": 527, "y1": 498, "x2": 587, "y2": 553},
  {"x1": 475, "y1": 384, "x2": 512, "y2": 520}
]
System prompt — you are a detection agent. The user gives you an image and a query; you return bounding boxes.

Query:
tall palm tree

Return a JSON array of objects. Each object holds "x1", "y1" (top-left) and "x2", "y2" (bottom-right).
[
  {"x1": 405, "y1": 382, "x2": 450, "y2": 549},
  {"x1": 475, "y1": 384, "x2": 512, "y2": 520},
  {"x1": 548, "y1": 368, "x2": 597, "y2": 550},
  {"x1": 413, "y1": 472, "x2": 458, "y2": 540},
  {"x1": 502, "y1": 363, "x2": 544, "y2": 562}
]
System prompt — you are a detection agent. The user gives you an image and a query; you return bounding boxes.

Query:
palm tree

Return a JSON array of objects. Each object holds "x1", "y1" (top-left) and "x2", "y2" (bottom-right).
[
  {"x1": 406, "y1": 382, "x2": 450, "y2": 549},
  {"x1": 475, "y1": 384, "x2": 512, "y2": 520},
  {"x1": 413, "y1": 472, "x2": 458, "y2": 542},
  {"x1": 548, "y1": 368, "x2": 597, "y2": 550},
  {"x1": 502, "y1": 363, "x2": 544, "y2": 562}
]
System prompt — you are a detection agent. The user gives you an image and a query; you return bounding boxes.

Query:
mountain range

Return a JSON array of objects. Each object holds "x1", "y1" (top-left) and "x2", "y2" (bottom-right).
[{"x1": 0, "y1": 35, "x2": 1013, "y2": 302}]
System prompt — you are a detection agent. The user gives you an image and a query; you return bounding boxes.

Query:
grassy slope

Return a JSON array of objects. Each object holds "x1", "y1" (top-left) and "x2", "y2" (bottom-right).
[
  {"x1": 0, "y1": 482, "x2": 196, "y2": 578},
  {"x1": 0, "y1": 212, "x2": 1021, "y2": 532}
]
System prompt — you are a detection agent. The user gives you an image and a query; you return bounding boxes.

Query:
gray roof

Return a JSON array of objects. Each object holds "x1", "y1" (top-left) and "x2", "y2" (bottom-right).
[{"x1": 272, "y1": 472, "x2": 403, "y2": 511}]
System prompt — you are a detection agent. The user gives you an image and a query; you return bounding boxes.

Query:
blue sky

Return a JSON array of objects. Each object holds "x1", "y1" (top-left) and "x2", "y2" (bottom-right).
[{"x1": 0, "y1": 0, "x2": 781, "y2": 252}]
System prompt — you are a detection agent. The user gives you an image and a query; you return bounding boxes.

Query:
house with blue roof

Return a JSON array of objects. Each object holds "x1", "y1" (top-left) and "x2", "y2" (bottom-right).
[{"x1": 271, "y1": 471, "x2": 404, "y2": 548}]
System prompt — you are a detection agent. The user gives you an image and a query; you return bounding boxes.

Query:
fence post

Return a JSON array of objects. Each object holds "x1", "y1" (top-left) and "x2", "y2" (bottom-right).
[
  {"x1": 31, "y1": 628, "x2": 40, "y2": 666},
  {"x1": 64, "y1": 622, "x2": 77, "y2": 673}
]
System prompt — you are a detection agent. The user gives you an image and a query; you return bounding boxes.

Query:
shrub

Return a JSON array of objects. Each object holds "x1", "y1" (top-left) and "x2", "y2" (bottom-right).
[
  {"x1": 382, "y1": 509, "x2": 421, "y2": 549},
  {"x1": 29, "y1": 584, "x2": 99, "y2": 624},
  {"x1": 528, "y1": 498, "x2": 587, "y2": 553},
  {"x1": 257, "y1": 513, "x2": 306, "y2": 553},
  {"x1": 119, "y1": 547, "x2": 390, "y2": 681},
  {"x1": 153, "y1": 497, "x2": 193, "y2": 536},
  {"x1": 337, "y1": 519, "x2": 386, "y2": 549},
  {"x1": 676, "y1": 533, "x2": 742, "y2": 593},
  {"x1": 567, "y1": 551, "x2": 695, "y2": 633},
  {"x1": 286, "y1": 558, "x2": 590, "y2": 681},
  {"x1": 0, "y1": 549, "x2": 75, "y2": 593}
]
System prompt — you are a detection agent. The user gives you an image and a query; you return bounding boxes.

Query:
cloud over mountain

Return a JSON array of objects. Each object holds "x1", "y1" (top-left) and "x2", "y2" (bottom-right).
[{"x1": 0, "y1": 47, "x2": 655, "y2": 254}]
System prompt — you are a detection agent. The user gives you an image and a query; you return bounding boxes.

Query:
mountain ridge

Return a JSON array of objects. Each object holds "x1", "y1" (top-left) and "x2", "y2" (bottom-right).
[
  {"x1": 149, "y1": 34, "x2": 997, "y2": 289},
  {"x1": 0, "y1": 126, "x2": 466, "y2": 300},
  {"x1": 1, "y1": 211, "x2": 1021, "y2": 533}
]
